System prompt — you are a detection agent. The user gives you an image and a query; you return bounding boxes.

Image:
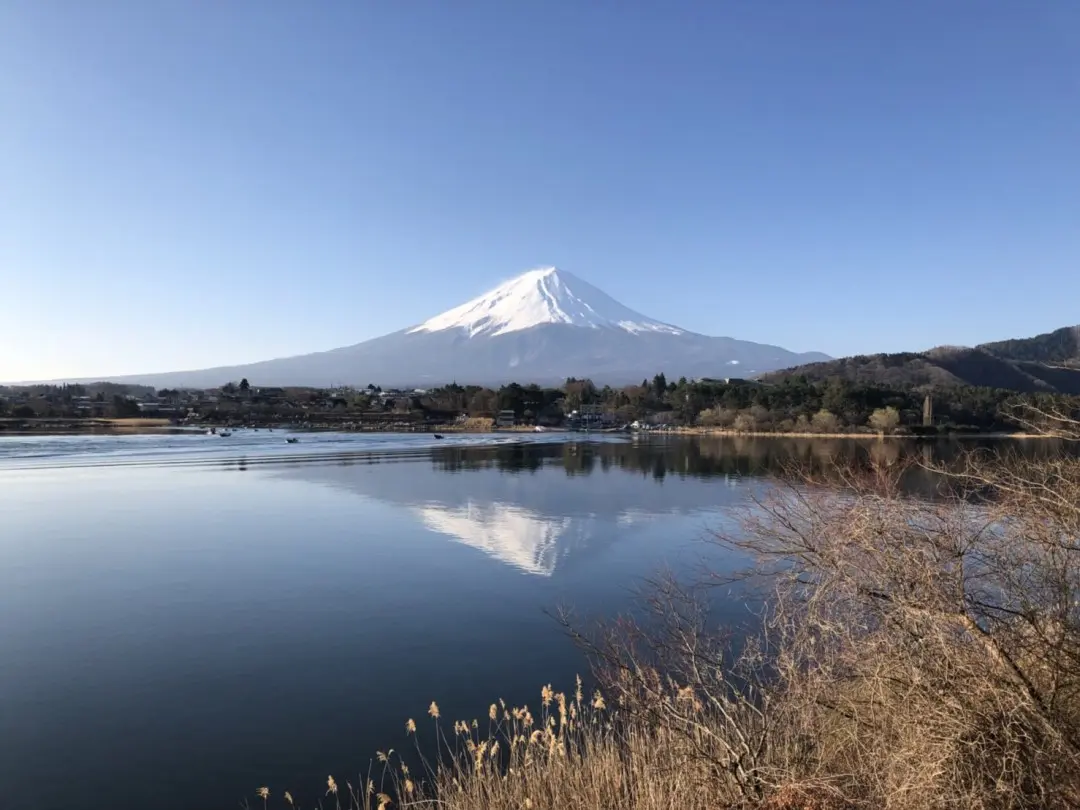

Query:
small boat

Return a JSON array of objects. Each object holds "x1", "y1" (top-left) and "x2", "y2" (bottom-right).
[
  {"x1": 433, "y1": 434, "x2": 445, "y2": 439},
  {"x1": 219, "y1": 430, "x2": 232, "y2": 438},
  {"x1": 286, "y1": 437, "x2": 299, "y2": 444}
]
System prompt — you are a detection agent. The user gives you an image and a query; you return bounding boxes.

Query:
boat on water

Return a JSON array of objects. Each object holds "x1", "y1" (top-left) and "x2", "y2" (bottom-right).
[
  {"x1": 219, "y1": 431, "x2": 232, "y2": 438},
  {"x1": 286, "y1": 437, "x2": 299, "y2": 444},
  {"x1": 433, "y1": 434, "x2": 445, "y2": 439}
]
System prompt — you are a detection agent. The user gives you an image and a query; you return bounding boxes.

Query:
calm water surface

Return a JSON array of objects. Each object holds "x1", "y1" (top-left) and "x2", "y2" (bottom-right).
[{"x1": 0, "y1": 431, "x2": 1013, "y2": 810}]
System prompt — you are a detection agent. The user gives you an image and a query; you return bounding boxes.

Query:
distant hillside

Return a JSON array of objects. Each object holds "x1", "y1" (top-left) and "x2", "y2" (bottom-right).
[
  {"x1": 978, "y1": 325, "x2": 1080, "y2": 367},
  {"x1": 764, "y1": 326, "x2": 1080, "y2": 395}
]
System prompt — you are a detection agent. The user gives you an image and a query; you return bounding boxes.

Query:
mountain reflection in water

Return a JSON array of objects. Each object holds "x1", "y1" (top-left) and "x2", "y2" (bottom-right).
[{"x1": 267, "y1": 436, "x2": 1042, "y2": 577}]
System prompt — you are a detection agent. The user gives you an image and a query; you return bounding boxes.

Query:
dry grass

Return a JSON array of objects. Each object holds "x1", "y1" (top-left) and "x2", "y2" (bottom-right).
[
  {"x1": 100, "y1": 417, "x2": 173, "y2": 429},
  {"x1": 279, "y1": 677, "x2": 820, "y2": 810},
  {"x1": 0, "y1": 417, "x2": 172, "y2": 428},
  {"x1": 443, "y1": 416, "x2": 495, "y2": 431}
]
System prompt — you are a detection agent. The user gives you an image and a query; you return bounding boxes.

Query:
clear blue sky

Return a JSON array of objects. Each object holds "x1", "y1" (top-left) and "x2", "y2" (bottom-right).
[{"x1": 2, "y1": 2, "x2": 1078, "y2": 380}]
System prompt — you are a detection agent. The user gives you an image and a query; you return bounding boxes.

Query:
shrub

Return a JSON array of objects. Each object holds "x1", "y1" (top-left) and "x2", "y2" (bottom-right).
[
  {"x1": 810, "y1": 409, "x2": 840, "y2": 433},
  {"x1": 868, "y1": 405, "x2": 900, "y2": 432}
]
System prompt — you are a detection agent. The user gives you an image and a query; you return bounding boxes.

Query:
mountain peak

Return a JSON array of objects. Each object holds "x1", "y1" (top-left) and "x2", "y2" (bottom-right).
[{"x1": 407, "y1": 266, "x2": 685, "y2": 338}]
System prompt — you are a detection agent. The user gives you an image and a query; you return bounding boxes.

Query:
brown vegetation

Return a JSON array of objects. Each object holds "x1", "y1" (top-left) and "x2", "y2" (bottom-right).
[
  {"x1": 100, "y1": 417, "x2": 172, "y2": 427},
  {"x1": 258, "y1": 406, "x2": 1080, "y2": 809},
  {"x1": 442, "y1": 416, "x2": 495, "y2": 431}
]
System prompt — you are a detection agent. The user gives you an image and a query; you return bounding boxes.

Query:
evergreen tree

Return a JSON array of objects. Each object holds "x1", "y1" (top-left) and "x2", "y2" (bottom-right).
[{"x1": 652, "y1": 373, "x2": 667, "y2": 398}]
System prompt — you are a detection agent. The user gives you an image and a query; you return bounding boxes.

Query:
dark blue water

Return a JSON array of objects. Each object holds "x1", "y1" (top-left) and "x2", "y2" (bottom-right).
[{"x1": 0, "y1": 432, "x2": 997, "y2": 810}]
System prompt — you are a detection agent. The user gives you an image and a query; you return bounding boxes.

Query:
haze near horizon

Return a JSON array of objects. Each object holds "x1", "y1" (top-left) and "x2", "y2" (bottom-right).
[{"x1": 3, "y1": 2, "x2": 1078, "y2": 381}]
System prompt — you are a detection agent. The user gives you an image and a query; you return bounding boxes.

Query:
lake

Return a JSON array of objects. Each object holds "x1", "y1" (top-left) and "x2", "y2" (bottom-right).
[{"x1": 0, "y1": 431, "x2": 1023, "y2": 810}]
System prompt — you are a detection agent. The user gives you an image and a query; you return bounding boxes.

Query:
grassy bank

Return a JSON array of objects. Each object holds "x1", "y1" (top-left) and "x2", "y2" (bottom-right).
[
  {"x1": 0, "y1": 416, "x2": 174, "y2": 433},
  {"x1": 99, "y1": 417, "x2": 173, "y2": 427}
]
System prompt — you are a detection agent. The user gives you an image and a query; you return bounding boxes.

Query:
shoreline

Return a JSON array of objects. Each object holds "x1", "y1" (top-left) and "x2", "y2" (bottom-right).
[
  {"x1": 668, "y1": 427, "x2": 1053, "y2": 440},
  {"x1": 0, "y1": 417, "x2": 180, "y2": 435},
  {"x1": 0, "y1": 418, "x2": 1051, "y2": 440}
]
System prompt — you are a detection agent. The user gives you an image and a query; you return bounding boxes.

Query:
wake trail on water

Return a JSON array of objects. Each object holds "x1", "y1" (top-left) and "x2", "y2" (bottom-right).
[{"x1": 0, "y1": 431, "x2": 628, "y2": 472}]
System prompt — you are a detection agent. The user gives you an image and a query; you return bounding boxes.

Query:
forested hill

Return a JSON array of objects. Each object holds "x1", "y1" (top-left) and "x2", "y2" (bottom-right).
[
  {"x1": 764, "y1": 326, "x2": 1080, "y2": 395},
  {"x1": 978, "y1": 325, "x2": 1080, "y2": 367}
]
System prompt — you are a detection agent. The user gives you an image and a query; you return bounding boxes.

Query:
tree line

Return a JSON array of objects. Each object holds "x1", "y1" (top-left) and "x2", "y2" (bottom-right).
[
  {"x1": 4, "y1": 375, "x2": 1076, "y2": 433},
  {"x1": 412, "y1": 375, "x2": 1070, "y2": 433}
]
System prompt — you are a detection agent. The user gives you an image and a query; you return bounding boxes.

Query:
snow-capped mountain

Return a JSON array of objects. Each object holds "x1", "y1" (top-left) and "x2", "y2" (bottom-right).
[
  {"x1": 92, "y1": 267, "x2": 829, "y2": 388},
  {"x1": 409, "y1": 267, "x2": 684, "y2": 337}
]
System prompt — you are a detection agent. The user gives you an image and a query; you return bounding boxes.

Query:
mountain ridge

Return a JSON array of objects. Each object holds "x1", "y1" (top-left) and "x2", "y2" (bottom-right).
[
  {"x1": 764, "y1": 325, "x2": 1080, "y2": 394},
  {"x1": 44, "y1": 267, "x2": 830, "y2": 388},
  {"x1": 978, "y1": 325, "x2": 1080, "y2": 367}
]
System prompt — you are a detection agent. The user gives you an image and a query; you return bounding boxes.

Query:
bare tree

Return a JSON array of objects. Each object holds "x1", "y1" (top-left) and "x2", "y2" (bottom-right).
[{"x1": 709, "y1": 442, "x2": 1080, "y2": 807}]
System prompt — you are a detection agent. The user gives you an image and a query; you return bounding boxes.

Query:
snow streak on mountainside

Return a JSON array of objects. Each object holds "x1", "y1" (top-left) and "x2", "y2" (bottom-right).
[{"x1": 408, "y1": 267, "x2": 684, "y2": 337}]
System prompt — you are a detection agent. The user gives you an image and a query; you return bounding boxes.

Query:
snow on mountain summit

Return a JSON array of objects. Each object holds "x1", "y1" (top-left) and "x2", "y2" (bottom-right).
[{"x1": 408, "y1": 267, "x2": 685, "y2": 338}]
